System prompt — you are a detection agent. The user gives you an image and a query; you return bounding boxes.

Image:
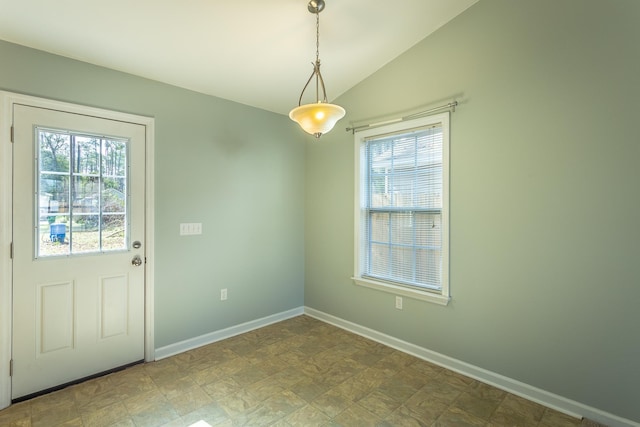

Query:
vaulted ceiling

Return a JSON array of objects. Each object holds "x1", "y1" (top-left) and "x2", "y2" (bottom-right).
[{"x1": 0, "y1": 0, "x2": 477, "y2": 115}]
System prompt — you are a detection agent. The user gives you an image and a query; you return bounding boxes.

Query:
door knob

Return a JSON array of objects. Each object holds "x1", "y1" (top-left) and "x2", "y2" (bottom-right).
[{"x1": 131, "y1": 255, "x2": 143, "y2": 266}]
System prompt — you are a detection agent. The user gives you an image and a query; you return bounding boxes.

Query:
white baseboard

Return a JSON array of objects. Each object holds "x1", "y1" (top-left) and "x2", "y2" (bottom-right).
[
  {"x1": 154, "y1": 307, "x2": 304, "y2": 360},
  {"x1": 304, "y1": 307, "x2": 639, "y2": 427},
  {"x1": 152, "y1": 305, "x2": 637, "y2": 427}
]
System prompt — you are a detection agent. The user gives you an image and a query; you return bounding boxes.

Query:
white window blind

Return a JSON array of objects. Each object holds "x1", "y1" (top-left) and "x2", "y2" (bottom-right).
[{"x1": 362, "y1": 123, "x2": 445, "y2": 291}]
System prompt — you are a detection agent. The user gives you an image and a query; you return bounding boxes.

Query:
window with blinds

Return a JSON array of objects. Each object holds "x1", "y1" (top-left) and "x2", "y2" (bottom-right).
[{"x1": 354, "y1": 113, "x2": 449, "y2": 304}]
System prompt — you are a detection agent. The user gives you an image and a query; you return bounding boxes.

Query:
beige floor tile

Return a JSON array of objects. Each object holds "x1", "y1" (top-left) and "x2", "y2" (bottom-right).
[
  {"x1": 284, "y1": 404, "x2": 332, "y2": 426},
  {"x1": 393, "y1": 366, "x2": 433, "y2": 391},
  {"x1": 199, "y1": 348, "x2": 238, "y2": 367},
  {"x1": 451, "y1": 391, "x2": 502, "y2": 420},
  {"x1": 409, "y1": 359, "x2": 444, "y2": 377},
  {"x1": 261, "y1": 390, "x2": 307, "y2": 416},
  {"x1": 69, "y1": 375, "x2": 115, "y2": 406},
  {"x1": 288, "y1": 376, "x2": 332, "y2": 402},
  {"x1": 79, "y1": 401, "x2": 130, "y2": 427},
  {"x1": 221, "y1": 337, "x2": 255, "y2": 357},
  {"x1": 123, "y1": 390, "x2": 179, "y2": 426},
  {"x1": 246, "y1": 377, "x2": 287, "y2": 401},
  {"x1": 128, "y1": 400, "x2": 180, "y2": 427},
  {"x1": 377, "y1": 375, "x2": 423, "y2": 402},
  {"x1": 180, "y1": 401, "x2": 230, "y2": 426},
  {"x1": 276, "y1": 348, "x2": 311, "y2": 366},
  {"x1": 122, "y1": 388, "x2": 168, "y2": 414},
  {"x1": 111, "y1": 372, "x2": 158, "y2": 400},
  {"x1": 146, "y1": 364, "x2": 190, "y2": 386},
  {"x1": 215, "y1": 357, "x2": 252, "y2": 377},
  {"x1": 105, "y1": 419, "x2": 136, "y2": 427},
  {"x1": 333, "y1": 403, "x2": 382, "y2": 426},
  {"x1": 311, "y1": 388, "x2": 353, "y2": 418},
  {"x1": 403, "y1": 390, "x2": 450, "y2": 421},
  {"x1": 250, "y1": 356, "x2": 288, "y2": 376},
  {"x1": 347, "y1": 349, "x2": 386, "y2": 367},
  {"x1": 76, "y1": 388, "x2": 124, "y2": 416},
  {"x1": 270, "y1": 367, "x2": 312, "y2": 389},
  {"x1": 231, "y1": 402, "x2": 287, "y2": 426},
  {"x1": 156, "y1": 418, "x2": 187, "y2": 427},
  {"x1": 433, "y1": 406, "x2": 487, "y2": 427},
  {"x1": 30, "y1": 387, "x2": 76, "y2": 414},
  {"x1": 581, "y1": 418, "x2": 609, "y2": 427},
  {"x1": 489, "y1": 403, "x2": 540, "y2": 427},
  {"x1": 156, "y1": 375, "x2": 198, "y2": 399},
  {"x1": 466, "y1": 381, "x2": 507, "y2": 402},
  {"x1": 419, "y1": 377, "x2": 465, "y2": 405},
  {"x1": 215, "y1": 388, "x2": 261, "y2": 417},
  {"x1": 252, "y1": 340, "x2": 291, "y2": 359},
  {"x1": 438, "y1": 369, "x2": 476, "y2": 390},
  {"x1": 318, "y1": 363, "x2": 366, "y2": 388},
  {"x1": 1, "y1": 419, "x2": 31, "y2": 427},
  {"x1": 0, "y1": 315, "x2": 601, "y2": 427},
  {"x1": 330, "y1": 375, "x2": 375, "y2": 403},
  {"x1": 358, "y1": 389, "x2": 403, "y2": 419},
  {"x1": 168, "y1": 385, "x2": 214, "y2": 416},
  {"x1": 0, "y1": 401, "x2": 31, "y2": 426},
  {"x1": 31, "y1": 400, "x2": 79, "y2": 427},
  {"x1": 230, "y1": 365, "x2": 270, "y2": 387},
  {"x1": 538, "y1": 408, "x2": 583, "y2": 426},
  {"x1": 56, "y1": 417, "x2": 84, "y2": 426},
  {"x1": 202, "y1": 377, "x2": 243, "y2": 401},
  {"x1": 495, "y1": 393, "x2": 546, "y2": 423},
  {"x1": 383, "y1": 404, "x2": 435, "y2": 427}
]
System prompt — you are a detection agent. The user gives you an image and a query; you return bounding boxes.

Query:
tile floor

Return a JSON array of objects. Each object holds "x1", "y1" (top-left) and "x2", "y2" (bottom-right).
[{"x1": 0, "y1": 315, "x2": 586, "y2": 426}]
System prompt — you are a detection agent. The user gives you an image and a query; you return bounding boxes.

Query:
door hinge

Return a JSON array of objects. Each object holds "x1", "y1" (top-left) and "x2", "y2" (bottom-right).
[
  {"x1": 9, "y1": 359, "x2": 12, "y2": 377},
  {"x1": 10, "y1": 242, "x2": 13, "y2": 259},
  {"x1": 10, "y1": 125, "x2": 14, "y2": 143}
]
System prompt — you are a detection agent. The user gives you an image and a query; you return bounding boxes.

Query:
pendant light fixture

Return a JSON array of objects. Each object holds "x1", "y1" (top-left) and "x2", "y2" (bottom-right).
[{"x1": 289, "y1": 0, "x2": 345, "y2": 138}]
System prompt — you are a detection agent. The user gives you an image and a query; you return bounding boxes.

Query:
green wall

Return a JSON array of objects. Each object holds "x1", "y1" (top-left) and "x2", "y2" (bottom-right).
[
  {"x1": 0, "y1": 39, "x2": 305, "y2": 348},
  {"x1": 2, "y1": 0, "x2": 639, "y2": 422},
  {"x1": 305, "y1": 0, "x2": 639, "y2": 422}
]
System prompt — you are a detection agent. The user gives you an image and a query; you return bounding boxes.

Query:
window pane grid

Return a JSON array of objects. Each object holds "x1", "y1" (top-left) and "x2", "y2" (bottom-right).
[
  {"x1": 37, "y1": 129, "x2": 129, "y2": 257},
  {"x1": 363, "y1": 125, "x2": 444, "y2": 290}
]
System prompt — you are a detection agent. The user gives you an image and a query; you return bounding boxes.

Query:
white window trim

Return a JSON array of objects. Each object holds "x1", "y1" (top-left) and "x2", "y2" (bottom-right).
[{"x1": 352, "y1": 113, "x2": 450, "y2": 306}]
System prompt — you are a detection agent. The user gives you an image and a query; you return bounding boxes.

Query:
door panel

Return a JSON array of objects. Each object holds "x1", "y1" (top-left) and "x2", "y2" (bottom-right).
[
  {"x1": 37, "y1": 281, "x2": 75, "y2": 354},
  {"x1": 12, "y1": 104, "x2": 145, "y2": 399},
  {"x1": 99, "y1": 274, "x2": 129, "y2": 339}
]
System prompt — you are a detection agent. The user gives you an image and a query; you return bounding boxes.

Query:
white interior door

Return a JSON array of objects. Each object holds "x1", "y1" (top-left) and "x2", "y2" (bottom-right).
[{"x1": 11, "y1": 104, "x2": 146, "y2": 400}]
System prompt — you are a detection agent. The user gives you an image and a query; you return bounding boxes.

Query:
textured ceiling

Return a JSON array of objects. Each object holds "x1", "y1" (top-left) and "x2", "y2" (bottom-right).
[{"x1": 0, "y1": 0, "x2": 478, "y2": 115}]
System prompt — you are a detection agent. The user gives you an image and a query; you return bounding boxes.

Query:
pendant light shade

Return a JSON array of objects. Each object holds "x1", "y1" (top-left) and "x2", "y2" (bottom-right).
[
  {"x1": 289, "y1": 102, "x2": 345, "y2": 139},
  {"x1": 289, "y1": 0, "x2": 345, "y2": 139}
]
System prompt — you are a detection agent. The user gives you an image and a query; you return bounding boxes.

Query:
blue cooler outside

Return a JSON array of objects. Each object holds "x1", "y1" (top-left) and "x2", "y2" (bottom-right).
[{"x1": 50, "y1": 223, "x2": 66, "y2": 242}]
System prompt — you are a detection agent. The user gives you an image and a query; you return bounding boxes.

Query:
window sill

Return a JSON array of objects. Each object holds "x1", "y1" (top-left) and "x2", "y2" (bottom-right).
[{"x1": 352, "y1": 276, "x2": 450, "y2": 306}]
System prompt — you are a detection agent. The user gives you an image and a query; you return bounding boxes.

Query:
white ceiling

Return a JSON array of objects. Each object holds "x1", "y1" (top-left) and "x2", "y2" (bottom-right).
[{"x1": 0, "y1": 0, "x2": 477, "y2": 115}]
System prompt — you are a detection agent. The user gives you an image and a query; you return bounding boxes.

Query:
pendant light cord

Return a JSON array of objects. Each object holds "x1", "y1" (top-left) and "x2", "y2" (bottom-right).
[
  {"x1": 315, "y1": 11, "x2": 320, "y2": 102},
  {"x1": 316, "y1": 11, "x2": 320, "y2": 62},
  {"x1": 296, "y1": 3, "x2": 330, "y2": 106}
]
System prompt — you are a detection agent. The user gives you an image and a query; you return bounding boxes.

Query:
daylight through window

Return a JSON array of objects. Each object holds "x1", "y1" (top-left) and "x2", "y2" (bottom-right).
[
  {"x1": 354, "y1": 113, "x2": 450, "y2": 304},
  {"x1": 37, "y1": 128, "x2": 129, "y2": 257}
]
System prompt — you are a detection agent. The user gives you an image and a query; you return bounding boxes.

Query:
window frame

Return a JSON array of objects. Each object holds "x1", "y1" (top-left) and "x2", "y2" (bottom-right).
[
  {"x1": 353, "y1": 113, "x2": 450, "y2": 306},
  {"x1": 35, "y1": 127, "x2": 131, "y2": 258}
]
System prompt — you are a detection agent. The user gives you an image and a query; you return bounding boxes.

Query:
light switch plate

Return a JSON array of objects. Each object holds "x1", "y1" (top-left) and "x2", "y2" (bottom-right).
[{"x1": 180, "y1": 223, "x2": 202, "y2": 235}]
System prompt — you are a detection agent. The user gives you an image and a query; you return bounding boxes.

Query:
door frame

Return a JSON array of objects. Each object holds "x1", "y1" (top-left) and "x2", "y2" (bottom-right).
[{"x1": 0, "y1": 91, "x2": 155, "y2": 410}]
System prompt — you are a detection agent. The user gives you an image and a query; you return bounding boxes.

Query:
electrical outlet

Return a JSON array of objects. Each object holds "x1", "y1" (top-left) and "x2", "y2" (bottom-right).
[
  {"x1": 220, "y1": 288, "x2": 227, "y2": 301},
  {"x1": 395, "y1": 296, "x2": 403, "y2": 310}
]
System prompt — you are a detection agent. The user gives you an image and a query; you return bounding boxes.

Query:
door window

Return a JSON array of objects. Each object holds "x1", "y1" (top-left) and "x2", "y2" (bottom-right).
[{"x1": 37, "y1": 128, "x2": 129, "y2": 257}]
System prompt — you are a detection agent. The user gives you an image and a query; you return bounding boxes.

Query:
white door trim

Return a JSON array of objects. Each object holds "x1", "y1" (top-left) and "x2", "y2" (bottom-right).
[{"x1": 0, "y1": 91, "x2": 155, "y2": 410}]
